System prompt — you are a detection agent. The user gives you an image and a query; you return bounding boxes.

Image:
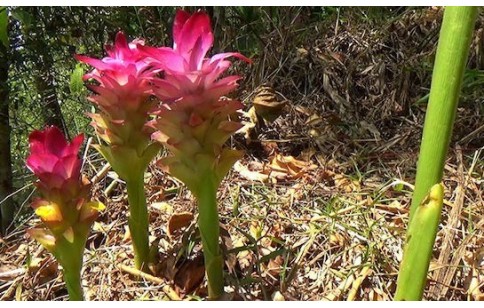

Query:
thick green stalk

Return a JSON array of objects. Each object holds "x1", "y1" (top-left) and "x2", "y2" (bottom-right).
[
  {"x1": 409, "y1": 6, "x2": 477, "y2": 218},
  {"x1": 197, "y1": 173, "x2": 224, "y2": 300},
  {"x1": 396, "y1": 7, "x2": 477, "y2": 300},
  {"x1": 126, "y1": 172, "x2": 150, "y2": 271},
  {"x1": 96, "y1": 143, "x2": 160, "y2": 271},
  {"x1": 395, "y1": 184, "x2": 444, "y2": 300},
  {"x1": 55, "y1": 229, "x2": 88, "y2": 301},
  {"x1": 63, "y1": 264, "x2": 83, "y2": 301}
]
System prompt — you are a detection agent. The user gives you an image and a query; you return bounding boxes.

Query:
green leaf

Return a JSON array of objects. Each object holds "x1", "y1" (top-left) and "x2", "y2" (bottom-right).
[
  {"x1": 259, "y1": 248, "x2": 286, "y2": 264},
  {"x1": 0, "y1": 7, "x2": 8, "y2": 49},
  {"x1": 69, "y1": 64, "x2": 84, "y2": 94},
  {"x1": 393, "y1": 182, "x2": 404, "y2": 192},
  {"x1": 11, "y1": 8, "x2": 33, "y2": 28}
]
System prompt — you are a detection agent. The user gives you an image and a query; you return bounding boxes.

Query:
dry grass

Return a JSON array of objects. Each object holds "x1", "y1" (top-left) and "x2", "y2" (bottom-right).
[{"x1": 1, "y1": 7, "x2": 483, "y2": 301}]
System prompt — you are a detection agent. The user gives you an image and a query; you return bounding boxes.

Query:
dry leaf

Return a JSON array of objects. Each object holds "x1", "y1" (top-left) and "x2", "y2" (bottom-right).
[
  {"x1": 234, "y1": 161, "x2": 269, "y2": 182},
  {"x1": 266, "y1": 154, "x2": 317, "y2": 181},
  {"x1": 267, "y1": 255, "x2": 284, "y2": 277},
  {"x1": 122, "y1": 225, "x2": 131, "y2": 242},
  {"x1": 151, "y1": 201, "x2": 173, "y2": 214},
  {"x1": 167, "y1": 212, "x2": 194, "y2": 238},
  {"x1": 233, "y1": 237, "x2": 252, "y2": 270},
  {"x1": 329, "y1": 232, "x2": 348, "y2": 251},
  {"x1": 260, "y1": 141, "x2": 279, "y2": 156},
  {"x1": 174, "y1": 254, "x2": 205, "y2": 294},
  {"x1": 299, "y1": 147, "x2": 317, "y2": 162},
  {"x1": 295, "y1": 47, "x2": 309, "y2": 61},
  {"x1": 159, "y1": 255, "x2": 177, "y2": 281},
  {"x1": 272, "y1": 291, "x2": 285, "y2": 301},
  {"x1": 28, "y1": 256, "x2": 59, "y2": 285},
  {"x1": 252, "y1": 85, "x2": 286, "y2": 122}
]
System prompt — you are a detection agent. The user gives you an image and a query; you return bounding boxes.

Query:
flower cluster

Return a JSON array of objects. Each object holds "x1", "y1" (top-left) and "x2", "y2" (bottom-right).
[
  {"x1": 143, "y1": 10, "x2": 251, "y2": 194},
  {"x1": 26, "y1": 126, "x2": 103, "y2": 247},
  {"x1": 27, "y1": 9, "x2": 250, "y2": 298},
  {"x1": 26, "y1": 126, "x2": 104, "y2": 300},
  {"x1": 76, "y1": 32, "x2": 160, "y2": 181}
]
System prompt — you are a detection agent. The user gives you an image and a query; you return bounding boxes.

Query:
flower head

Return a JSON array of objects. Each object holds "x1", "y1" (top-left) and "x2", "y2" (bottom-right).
[
  {"x1": 141, "y1": 10, "x2": 251, "y2": 103},
  {"x1": 75, "y1": 32, "x2": 159, "y2": 145},
  {"x1": 76, "y1": 32, "x2": 162, "y2": 181},
  {"x1": 26, "y1": 126, "x2": 104, "y2": 300},
  {"x1": 147, "y1": 10, "x2": 250, "y2": 194},
  {"x1": 27, "y1": 126, "x2": 84, "y2": 193},
  {"x1": 26, "y1": 125, "x2": 103, "y2": 233}
]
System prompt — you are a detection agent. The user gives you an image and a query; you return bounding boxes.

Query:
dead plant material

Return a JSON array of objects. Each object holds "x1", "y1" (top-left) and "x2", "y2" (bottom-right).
[
  {"x1": 173, "y1": 254, "x2": 205, "y2": 296},
  {"x1": 167, "y1": 212, "x2": 194, "y2": 238},
  {"x1": 117, "y1": 264, "x2": 180, "y2": 300},
  {"x1": 252, "y1": 85, "x2": 287, "y2": 123}
]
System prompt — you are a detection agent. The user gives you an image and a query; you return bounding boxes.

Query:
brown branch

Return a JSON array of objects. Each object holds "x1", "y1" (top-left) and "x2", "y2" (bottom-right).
[{"x1": 117, "y1": 264, "x2": 181, "y2": 300}]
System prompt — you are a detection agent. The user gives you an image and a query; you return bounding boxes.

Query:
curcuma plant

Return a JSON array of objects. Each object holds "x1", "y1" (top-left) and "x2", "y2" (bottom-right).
[
  {"x1": 76, "y1": 33, "x2": 161, "y2": 271},
  {"x1": 395, "y1": 6, "x2": 477, "y2": 300},
  {"x1": 26, "y1": 126, "x2": 104, "y2": 301},
  {"x1": 141, "y1": 10, "x2": 251, "y2": 299}
]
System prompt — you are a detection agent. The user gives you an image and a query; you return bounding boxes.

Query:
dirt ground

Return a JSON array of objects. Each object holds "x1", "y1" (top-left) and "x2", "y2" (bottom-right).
[{"x1": 1, "y1": 7, "x2": 483, "y2": 300}]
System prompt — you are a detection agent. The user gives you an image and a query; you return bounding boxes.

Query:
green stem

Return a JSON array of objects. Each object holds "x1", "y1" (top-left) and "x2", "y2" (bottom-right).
[
  {"x1": 197, "y1": 174, "x2": 224, "y2": 300},
  {"x1": 63, "y1": 264, "x2": 83, "y2": 301},
  {"x1": 56, "y1": 230, "x2": 87, "y2": 301},
  {"x1": 126, "y1": 172, "x2": 150, "y2": 271},
  {"x1": 409, "y1": 6, "x2": 477, "y2": 218},
  {"x1": 395, "y1": 184, "x2": 444, "y2": 300},
  {"x1": 396, "y1": 6, "x2": 477, "y2": 301}
]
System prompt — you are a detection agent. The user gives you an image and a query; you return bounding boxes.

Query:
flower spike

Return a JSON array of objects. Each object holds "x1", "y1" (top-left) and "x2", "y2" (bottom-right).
[
  {"x1": 148, "y1": 10, "x2": 250, "y2": 299},
  {"x1": 76, "y1": 32, "x2": 161, "y2": 271},
  {"x1": 26, "y1": 126, "x2": 104, "y2": 301}
]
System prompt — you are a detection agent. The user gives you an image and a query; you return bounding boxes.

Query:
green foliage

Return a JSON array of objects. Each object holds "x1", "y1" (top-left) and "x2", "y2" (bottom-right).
[
  {"x1": 0, "y1": 7, "x2": 8, "y2": 49},
  {"x1": 69, "y1": 64, "x2": 85, "y2": 95},
  {"x1": 10, "y1": 7, "x2": 33, "y2": 28}
]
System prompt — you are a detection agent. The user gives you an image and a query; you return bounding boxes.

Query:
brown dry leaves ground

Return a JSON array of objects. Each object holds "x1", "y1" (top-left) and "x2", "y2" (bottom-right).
[{"x1": 1, "y1": 7, "x2": 484, "y2": 301}]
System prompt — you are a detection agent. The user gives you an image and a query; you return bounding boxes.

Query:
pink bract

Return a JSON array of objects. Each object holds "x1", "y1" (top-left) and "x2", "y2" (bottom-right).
[
  {"x1": 26, "y1": 126, "x2": 84, "y2": 189},
  {"x1": 75, "y1": 32, "x2": 158, "y2": 114},
  {"x1": 140, "y1": 10, "x2": 251, "y2": 103}
]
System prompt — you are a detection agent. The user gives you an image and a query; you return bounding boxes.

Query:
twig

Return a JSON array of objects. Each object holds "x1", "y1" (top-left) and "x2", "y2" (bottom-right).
[
  {"x1": 459, "y1": 124, "x2": 484, "y2": 145},
  {"x1": 0, "y1": 276, "x2": 23, "y2": 300},
  {"x1": 91, "y1": 163, "x2": 111, "y2": 185},
  {"x1": 347, "y1": 265, "x2": 372, "y2": 301},
  {"x1": 81, "y1": 137, "x2": 93, "y2": 171},
  {"x1": 117, "y1": 264, "x2": 180, "y2": 300},
  {"x1": 0, "y1": 267, "x2": 26, "y2": 280}
]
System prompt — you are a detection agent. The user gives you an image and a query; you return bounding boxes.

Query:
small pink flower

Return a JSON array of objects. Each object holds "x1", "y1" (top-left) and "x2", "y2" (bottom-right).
[
  {"x1": 26, "y1": 126, "x2": 84, "y2": 190},
  {"x1": 140, "y1": 10, "x2": 251, "y2": 103},
  {"x1": 75, "y1": 32, "x2": 158, "y2": 115}
]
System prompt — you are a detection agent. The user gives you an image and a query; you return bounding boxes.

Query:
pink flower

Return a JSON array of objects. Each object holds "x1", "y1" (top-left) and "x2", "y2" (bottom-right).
[
  {"x1": 26, "y1": 126, "x2": 84, "y2": 190},
  {"x1": 25, "y1": 127, "x2": 104, "y2": 296},
  {"x1": 76, "y1": 32, "x2": 162, "y2": 150},
  {"x1": 75, "y1": 32, "x2": 158, "y2": 117},
  {"x1": 140, "y1": 10, "x2": 251, "y2": 103}
]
